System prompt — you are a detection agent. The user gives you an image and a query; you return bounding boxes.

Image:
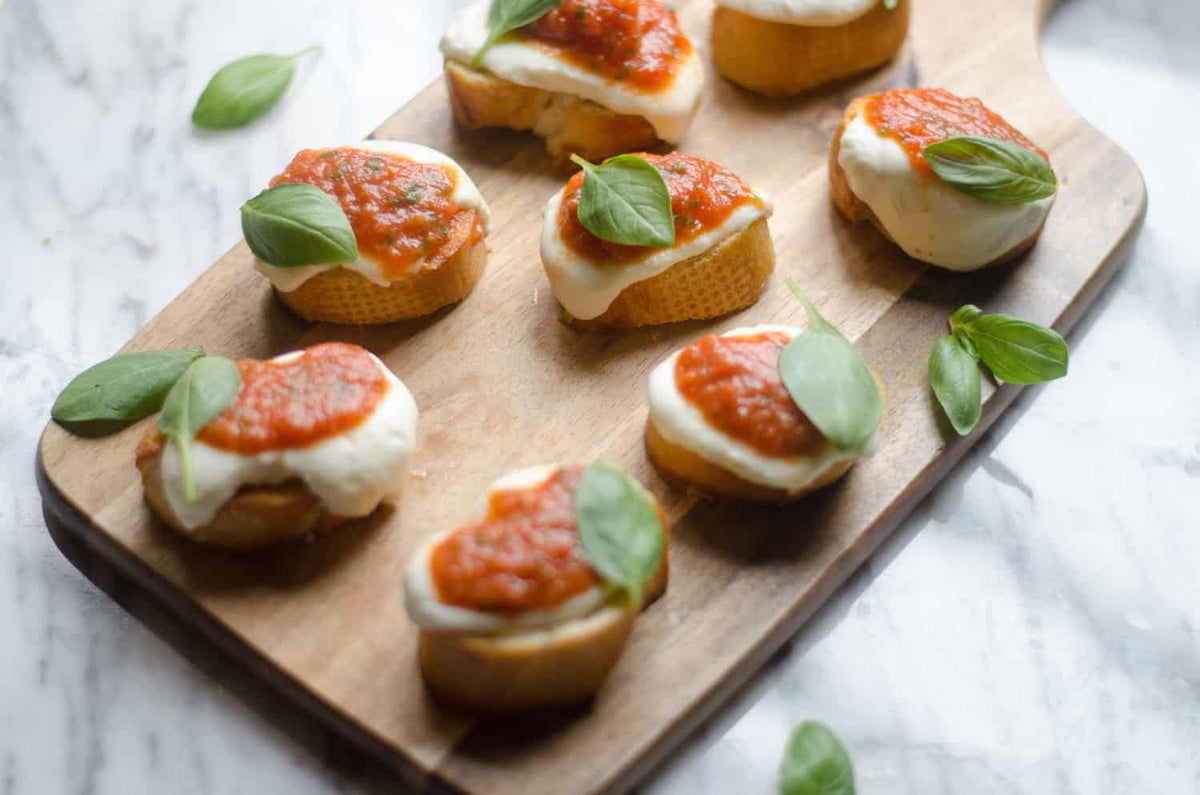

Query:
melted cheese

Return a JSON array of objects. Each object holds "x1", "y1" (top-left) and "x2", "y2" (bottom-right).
[
  {"x1": 539, "y1": 187, "x2": 772, "y2": 320},
  {"x1": 403, "y1": 465, "x2": 610, "y2": 634},
  {"x1": 255, "y1": 140, "x2": 490, "y2": 292},
  {"x1": 439, "y1": 0, "x2": 703, "y2": 142},
  {"x1": 836, "y1": 111, "x2": 1054, "y2": 271},
  {"x1": 647, "y1": 325, "x2": 875, "y2": 493},
  {"x1": 160, "y1": 351, "x2": 418, "y2": 529},
  {"x1": 716, "y1": 0, "x2": 878, "y2": 25}
]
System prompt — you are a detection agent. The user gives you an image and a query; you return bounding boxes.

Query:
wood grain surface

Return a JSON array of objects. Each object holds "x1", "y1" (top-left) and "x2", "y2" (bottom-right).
[{"x1": 36, "y1": 0, "x2": 1146, "y2": 793}]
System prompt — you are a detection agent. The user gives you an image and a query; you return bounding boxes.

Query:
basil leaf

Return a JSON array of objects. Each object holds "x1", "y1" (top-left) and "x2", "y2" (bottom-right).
[
  {"x1": 569, "y1": 154, "x2": 676, "y2": 248},
  {"x1": 51, "y1": 348, "x2": 205, "y2": 434},
  {"x1": 240, "y1": 183, "x2": 358, "y2": 267},
  {"x1": 780, "y1": 722, "x2": 855, "y2": 795},
  {"x1": 928, "y1": 336, "x2": 981, "y2": 435},
  {"x1": 158, "y1": 357, "x2": 241, "y2": 502},
  {"x1": 780, "y1": 279, "x2": 883, "y2": 450},
  {"x1": 575, "y1": 461, "x2": 663, "y2": 603},
  {"x1": 923, "y1": 135, "x2": 1056, "y2": 204},
  {"x1": 473, "y1": 0, "x2": 561, "y2": 65},
  {"x1": 952, "y1": 312, "x2": 1069, "y2": 385},
  {"x1": 192, "y1": 46, "x2": 320, "y2": 130}
]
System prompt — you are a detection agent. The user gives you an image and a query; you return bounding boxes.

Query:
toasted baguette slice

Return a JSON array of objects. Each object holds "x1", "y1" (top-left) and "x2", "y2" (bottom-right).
[
  {"x1": 275, "y1": 210, "x2": 487, "y2": 326},
  {"x1": 645, "y1": 417, "x2": 857, "y2": 503},
  {"x1": 444, "y1": 59, "x2": 662, "y2": 169},
  {"x1": 712, "y1": 0, "x2": 909, "y2": 97},
  {"x1": 828, "y1": 99, "x2": 1048, "y2": 268},
  {"x1": 135, "y1": 428, "x2": 349, "y2": 550},
  {"x1": 569, "y1": 217, "x2": 775, "y2": 328}
]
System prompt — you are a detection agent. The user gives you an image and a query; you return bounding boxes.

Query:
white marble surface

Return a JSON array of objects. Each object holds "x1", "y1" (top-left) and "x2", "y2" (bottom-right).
[{"x1": 2, "y1": 0, "x2": 1198, "y2": 792}]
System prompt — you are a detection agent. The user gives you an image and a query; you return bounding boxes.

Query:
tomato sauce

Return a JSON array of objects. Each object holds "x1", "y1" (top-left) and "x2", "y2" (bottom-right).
[
  {"x1": 675, "y1": 331, "x2": 825, "y2": 459},
  {"x1": 521, "y1": 0, "x2": 690, "y2": 91},
  {"x1": 558, "y1": 151, "x2": 761, "y2": 264},
  {"x1": 863, "y1": 88, "x2": 1048, "y2": 174},
  {"x1": 198, "y1": 342, "x2": 388, "y2": 454},
  {"x1": 430, "y1": 467, "x2": 601, "y2": 613},
  {"x1": 272, "y1": 148, "x2": 483, "y2": 280}
]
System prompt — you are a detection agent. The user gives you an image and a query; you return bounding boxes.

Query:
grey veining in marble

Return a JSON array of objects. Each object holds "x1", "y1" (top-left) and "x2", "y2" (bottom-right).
[{"x1": 1, "y1": 0, "x2": 1197, "y2": 792}]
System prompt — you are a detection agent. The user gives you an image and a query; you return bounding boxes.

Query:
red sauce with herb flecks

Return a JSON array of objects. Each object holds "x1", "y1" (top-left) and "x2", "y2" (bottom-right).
[
  {"x1": 674, "y1": 331, "x2": 825, "y2": 459},
  {"x1": 197, "y1": 342, "x2": 388, "y2": 454},
  {"x1": 863, "y1": 88, "x2": 1048, "y2": 174}
]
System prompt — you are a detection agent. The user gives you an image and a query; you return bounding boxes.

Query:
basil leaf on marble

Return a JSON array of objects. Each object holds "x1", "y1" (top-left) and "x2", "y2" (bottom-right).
[
  {"x1": 192, "y1": 46, "x2": 320, "y2": 130},
  {"x1": 569, "y1": 154, "x2": 676, "y2": 248},
  {"x1": 51, "y1": 348, "x2": 205, "y2": 434},
  {"x1": 240, "y1": 183, "x2": 358, "y2": 267},
  {"x1": 928, "y1": 335, "x2": 982, "y2": 435},
  {"x1": 779, "y1": 279, "x2": 883, "y2": 450},
  {"x1": 923, "y1": 136, "x2": 1056, "y2": 204},
  {"x1": 950, "y1": 305, "x2": 1068, "y2": 384},
  {"x1": 575, "y1": 461, "x2": 663, "y2": 603},
  {"x1": 158, "y1": 357, "x2": 241, "y2": 501},
  {"x1": 473, "y1": 0, "x2": 561, "y2": 65},
  {"x1": 780, "y1": 722, "x2": 856, "y2": 795}
]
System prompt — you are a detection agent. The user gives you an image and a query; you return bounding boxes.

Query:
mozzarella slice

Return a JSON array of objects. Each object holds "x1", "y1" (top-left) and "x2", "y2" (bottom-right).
[
  {"x1": 404, "y1": 465, "x2": 610, "y2": 634},
  {"x1": 440, "y1": 0, "x2": 703, "y2": 143},
  {"x1": 836, "y1": 110, "x2": 1054, "y2": 270},
  {"x1": 255, "y1": 140, "x2": 490, "y2": 292},
  {"x1": 647, "y1": 325, "x2": 875, "y2": 493},
  {"x1": 716, "y1": 0, "x2": 878, "y2": 26},
  {"x1": 160, "y1": 351, "x2": 418, "y2": 529},
  {"x1": 540, "y1": 187, "x2": 772, "y2": 320}
]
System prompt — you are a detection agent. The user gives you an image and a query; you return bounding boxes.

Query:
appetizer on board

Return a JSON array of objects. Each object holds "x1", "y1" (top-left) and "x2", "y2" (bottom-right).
[
  {"x1": 830, "y1": 88, "x2": 1057, "y2": 270},
  {"x1": 249, "y1": 141, "x2": 491, "y2": 325},
  {"x1": 404, "y1": 462, "x2": 669, "y2": 712},
  {"x1": 646, "y1": 323, "x2": 880, "y2": 502},
  {"x1": 712, "y1": 0, "x2": 909, "y2": 96},
  {"x1": 137, "y1": 343, "x2": 417, "y2": 550},
  {"x1": 440, "y1": 0, "x2": 703, "y2": 167},
  {"x1": 541, "y1": 151, "x2": 774, "y2": 327}
]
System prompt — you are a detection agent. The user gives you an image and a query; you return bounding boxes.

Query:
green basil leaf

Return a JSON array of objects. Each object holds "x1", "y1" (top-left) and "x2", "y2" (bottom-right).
[
  {"x1": 158, "y1": 357, "x2": 241, "y2": 502},
  {"x1": 780, "y1": 722, "x2": 856, "y2": 795},
  {"x1": 954, "y1": 312, "x2": 1069, "y2": 385},
  {"x1": 474, "y1": 0, "x2": 561, "y2": 64},
  {"x1": 575, "y1": 461, "x2": 663, "y2": 603},
  {"x1": 928, "y1": 336, "x2": 981, "y2": 436},
  {"x1": 192, "y1": 46, "x2": 320, "y2": 130},
  {"x1": 923, "y1": 135, "x2": 1056, "y2": 204},
  {"x1": 569, "y1": 154, "x2": 676, "y2": 248},
  {"x1": 51, "y1": 348, "x2": 205, "y2": 434},
  {"x1": 948, "y1": 303, "x2": 981, "y2": 357},
  {"x1": 780, "y1": 279, "x2": 883, "y2": 450},
  {"x1": 240, "y1": 183, "x2": 358, "y2": 267}
]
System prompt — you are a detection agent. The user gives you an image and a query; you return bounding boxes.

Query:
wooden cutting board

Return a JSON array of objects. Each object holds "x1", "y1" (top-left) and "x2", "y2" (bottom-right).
[{"x1": 36, "y1": 0, "x2": 1145, "y2": 792}]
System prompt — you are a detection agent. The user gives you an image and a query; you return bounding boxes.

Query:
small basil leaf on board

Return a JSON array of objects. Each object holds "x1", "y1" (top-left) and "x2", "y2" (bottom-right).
[
  {"x1": 780, "y1": 279, "x2": 883, "y2": 450},
  {"x1": 158, "y1": 357, "x2": 241, "y2": 502},
  {"x1": 192, "y1": 46, "x2": 320, "y2": 130},
  {"x1": 240, "y1": 183, "x2": 358, "y2": 267},
  {"x1": 780, "y1": 722, "x2": 856, "y2": 795},
  {"x1": 948, "y1": 303, "x2": 981, "y2": 357},
  {"x1": 929, "y1": 336, "x2": 982, "y2": 436},
  {"x1": 923, "y1": 135, "x2": 1056, "y2": 204},
  {"x1": 474, "y1": 0, "x2": 561, "y2": 65},
  {"x1": 575, "y1": 461, "x2": 663, "y2": 603},
  {"x1": 51, "y1": 348, "x2": 205, "y2": 435},
  {"x1": 956, "y1": 313, "x2": 1069, "y2": 385},
  {"x1": 569, "y1": 154, "x2": 676, "y2": 248}
]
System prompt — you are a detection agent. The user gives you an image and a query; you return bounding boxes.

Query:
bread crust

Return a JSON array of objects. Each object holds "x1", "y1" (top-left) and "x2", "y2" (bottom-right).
[
  {"x1": 135, "y1": 427, "x2": 349, "y2": 551},
  {"x1": 645, "y1": 417, "x2": 857, "y2": 503},
  {"x1": 712, "y1": 0, "x2": 909, "y2": 97},
  {"x1": 567, "y1": 216, "x2": 776, "y2": 329},
  {"x1": 273, "y1": 210, "x2": 488, "y2": 326},
  {"x1": 444, "y1": 59, "x2": 663, "y2": 169},
  {"x1": 829, "y1": 99, "x2": 1049, "y2": 268}
]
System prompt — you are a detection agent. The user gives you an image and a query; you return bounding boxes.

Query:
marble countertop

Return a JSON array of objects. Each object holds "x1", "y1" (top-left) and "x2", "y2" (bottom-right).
[{"x1": 2, "y1": 0, "x2": 1197, "y2": 792}]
